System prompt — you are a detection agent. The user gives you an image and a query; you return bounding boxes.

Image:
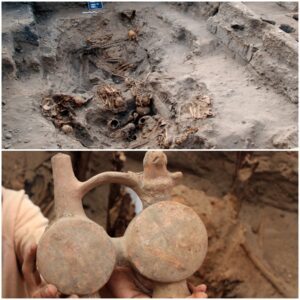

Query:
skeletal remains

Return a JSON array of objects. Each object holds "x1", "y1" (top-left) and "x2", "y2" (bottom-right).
[
  {"x1": 39, "y1": 20, "x2": 214, "y2": 149},
  {"x1": 37, "y1": 151, "x2": 208, "y2": 297}
]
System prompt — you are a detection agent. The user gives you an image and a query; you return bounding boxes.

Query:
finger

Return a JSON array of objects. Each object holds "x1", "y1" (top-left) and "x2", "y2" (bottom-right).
[
  {"x1": 32, "y1": 284, "x2": 59, "y2": 298},
  {"x1": 22, "y1": 244, "x2": 38, "y2": 290},
  {"x1": 29, "y1": 244, "x2": 42, "y2": 285},
  {"x1": 46, "y1": 285, "x2": 59, "y2": 297},
  {"x1": 195, "y1": 292, "x2": 208, "y2": 298},
  {"x1": 187, "y1": 282, "x2": 207, "y2": 293},
  {"x1": 188, "y1": 292, "x2": 208, "y2": 298},
  {"x1": 194, "y1": 284, "x2": 207, "y2": 293},
  {"x1": 30, "y1": 244, "x2": 43, "y2": 286}
]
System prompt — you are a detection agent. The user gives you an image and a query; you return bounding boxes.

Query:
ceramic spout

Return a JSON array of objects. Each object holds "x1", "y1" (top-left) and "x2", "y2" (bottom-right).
[{"x1": 52, "y1": 153, "x2": 85, "y2": 218}]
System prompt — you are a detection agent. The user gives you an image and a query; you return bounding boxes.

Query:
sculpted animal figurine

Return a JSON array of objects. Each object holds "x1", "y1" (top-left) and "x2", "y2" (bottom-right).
[{"x1": 37, "y1": 151, "x2": 208, "y2": 297}]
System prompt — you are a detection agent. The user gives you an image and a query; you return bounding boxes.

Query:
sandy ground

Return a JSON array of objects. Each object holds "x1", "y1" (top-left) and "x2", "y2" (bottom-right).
[{"x1": 2, "y1": 2, "x2": 298, "y2": 149}]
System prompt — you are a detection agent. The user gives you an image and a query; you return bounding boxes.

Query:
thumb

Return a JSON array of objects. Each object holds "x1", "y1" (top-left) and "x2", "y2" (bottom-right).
[{"x1": 32, "y1": 284, "x2": 59, "y2": 298}]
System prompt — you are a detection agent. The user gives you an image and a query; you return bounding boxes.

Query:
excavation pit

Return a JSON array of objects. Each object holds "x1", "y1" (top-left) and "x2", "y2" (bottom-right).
[{"x1": 2, "y1": 2, "x2": 298, "y2": 149}]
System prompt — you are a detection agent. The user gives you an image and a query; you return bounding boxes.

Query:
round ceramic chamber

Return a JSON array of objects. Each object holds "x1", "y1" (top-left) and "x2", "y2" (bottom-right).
[
  {"x1": 37, "y1": 217, "x2": 116, "y2": 295},
  {"x1": 125, "y1": 201, "x2": 208, "y2": 282}
]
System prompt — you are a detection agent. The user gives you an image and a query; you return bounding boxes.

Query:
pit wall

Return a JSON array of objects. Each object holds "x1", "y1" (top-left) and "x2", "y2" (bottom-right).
[{"x1": 204, "y1": 2, "x2": 298, "y2": 103}]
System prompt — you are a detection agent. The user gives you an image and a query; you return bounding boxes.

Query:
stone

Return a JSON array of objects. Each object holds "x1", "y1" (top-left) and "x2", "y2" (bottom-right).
[
  {"x1": 5, "y1": 133, "x2": 12, "y2": 139},
  {"x1": 61, "y1": 124, "x2": 73, "y2": 134},
  {"x1": 279, "y1": 24, "x2": 296, "y2": 33}
]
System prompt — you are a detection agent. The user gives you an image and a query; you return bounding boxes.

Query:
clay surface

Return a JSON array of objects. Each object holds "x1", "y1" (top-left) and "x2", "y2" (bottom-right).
[
  {"x1": 37, "y1": 218, "x2": 116, "y2": 295},
  {"x1": 79, "y1": 151, "x2": 182, "y2": 207},
  {"x1": 36, "y1": 153, "x2": 118, "y2": 295},
  {"x1": 152, "y1": 280, "x2": 191, "y2": 298},
  {"x1": 125, "y1": 201, "x2": 208, "y2": 282}
]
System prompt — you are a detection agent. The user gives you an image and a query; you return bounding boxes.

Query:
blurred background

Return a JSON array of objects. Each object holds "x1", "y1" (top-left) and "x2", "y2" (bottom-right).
[{"x1": 2, "y1": 151, "x2": 298, "y2": 297}]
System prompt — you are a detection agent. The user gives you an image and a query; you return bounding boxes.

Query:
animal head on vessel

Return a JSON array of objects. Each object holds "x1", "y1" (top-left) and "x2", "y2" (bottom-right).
[{"x1": 143, "y1": 151, "x2": 168, "y2": 179}]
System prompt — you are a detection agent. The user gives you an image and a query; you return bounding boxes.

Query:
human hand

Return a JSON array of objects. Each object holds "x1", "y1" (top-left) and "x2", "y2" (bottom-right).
[
  {"x1": 22, "y1": 243, "x2": 78, "y2": 298},
  {"x1": 104, "y1": 266, "x2": 208, "y2": 298},
  {"x1": 187, "y1": 282, "x2": 208, "y2": 298}
]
